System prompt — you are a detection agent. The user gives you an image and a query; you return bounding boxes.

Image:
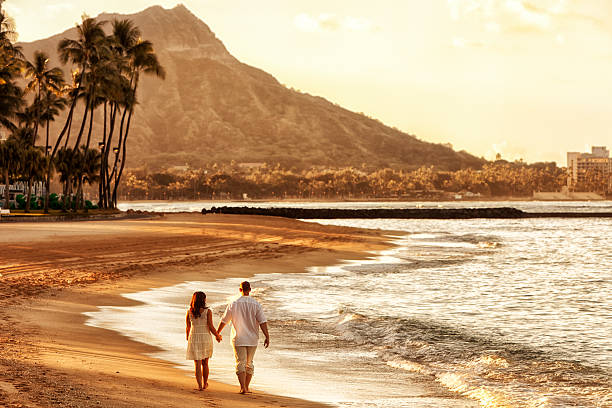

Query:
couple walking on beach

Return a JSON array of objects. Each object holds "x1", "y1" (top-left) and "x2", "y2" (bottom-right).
[{"x1": 185, "y1": 281, "x2": 270, "y2": 394}]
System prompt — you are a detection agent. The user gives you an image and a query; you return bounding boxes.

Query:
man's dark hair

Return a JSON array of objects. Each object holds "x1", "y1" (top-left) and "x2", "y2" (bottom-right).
[{"x1": 240, "y1": 281, "x2": 251, "y2": 291}]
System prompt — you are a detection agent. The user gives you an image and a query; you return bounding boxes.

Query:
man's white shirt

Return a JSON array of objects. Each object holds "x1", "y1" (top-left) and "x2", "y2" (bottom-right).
[{"x1": 220, "y1": 296, "x2": 267, "y2": 346}]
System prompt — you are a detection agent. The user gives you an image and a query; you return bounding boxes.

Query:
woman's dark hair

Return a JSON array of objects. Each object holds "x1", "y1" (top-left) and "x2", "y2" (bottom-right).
[{"x1": 190, "y1": 291, "x2": 207, "y2": 318}]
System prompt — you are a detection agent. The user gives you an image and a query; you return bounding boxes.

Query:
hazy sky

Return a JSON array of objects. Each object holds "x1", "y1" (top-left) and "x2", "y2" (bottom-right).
[{"x1": 6, "y1": 0, "x2": 612, "y2": 164}]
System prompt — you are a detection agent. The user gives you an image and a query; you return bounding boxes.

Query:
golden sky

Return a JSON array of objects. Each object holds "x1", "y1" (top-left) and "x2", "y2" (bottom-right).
[{"x1": 6, "y1": 0, "x2": 612, "y2": 164}]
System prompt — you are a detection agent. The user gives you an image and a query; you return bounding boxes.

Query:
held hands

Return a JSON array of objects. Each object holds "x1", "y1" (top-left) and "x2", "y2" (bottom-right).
[{"x1": 215, "y1": 333, "x2": 222, "y2": 343}]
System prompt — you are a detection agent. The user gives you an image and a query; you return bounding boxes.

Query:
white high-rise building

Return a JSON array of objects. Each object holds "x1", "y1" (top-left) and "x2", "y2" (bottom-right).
[{"x1": 567, "y1": 146, "x2": 612, "y2": 190}]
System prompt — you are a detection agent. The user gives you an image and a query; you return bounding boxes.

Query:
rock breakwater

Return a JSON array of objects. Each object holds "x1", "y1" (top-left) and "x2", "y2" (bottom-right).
[{"x1": 203, "y1": 206, "x2": 527, "y2": 219}]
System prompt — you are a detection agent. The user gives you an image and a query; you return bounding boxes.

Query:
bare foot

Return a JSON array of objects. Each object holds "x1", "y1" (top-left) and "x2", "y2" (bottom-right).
[
  {"x1": 203, "y1": 383, "x2": 208, "y2": 390},
  {"x1": 239, "y1": 388, "x2": 246, "y2": 394}
]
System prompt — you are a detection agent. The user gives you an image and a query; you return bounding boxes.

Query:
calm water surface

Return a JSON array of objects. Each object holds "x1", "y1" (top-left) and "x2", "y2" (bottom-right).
[
  {"x1": 118, "y1": 199, "x2": 612, "y2": 214},
  {"x1": 91, "y1": 203, "x2": 611, "y2": 407}
]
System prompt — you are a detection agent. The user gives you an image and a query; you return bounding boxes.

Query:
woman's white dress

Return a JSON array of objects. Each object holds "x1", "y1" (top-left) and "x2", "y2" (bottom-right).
[{"x1": 186, "y1": 308, "x2": 213, "y2": 360}]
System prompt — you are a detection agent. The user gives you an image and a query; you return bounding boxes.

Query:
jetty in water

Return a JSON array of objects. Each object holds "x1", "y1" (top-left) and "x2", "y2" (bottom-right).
[{"x1": 203, "y1": 207, "x2": 612, "y2": 219}]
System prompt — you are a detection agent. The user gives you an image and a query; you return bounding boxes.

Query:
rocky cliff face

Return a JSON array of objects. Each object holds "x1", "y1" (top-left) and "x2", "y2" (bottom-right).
[{"x1": 19, "y1": 5, "x2": 484, "y2": 170}]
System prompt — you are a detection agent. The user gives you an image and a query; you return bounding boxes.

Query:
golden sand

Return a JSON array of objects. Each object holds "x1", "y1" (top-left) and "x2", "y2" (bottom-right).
[{"x1": 0, "y1": 213, "x2": 389, "y2": 407}]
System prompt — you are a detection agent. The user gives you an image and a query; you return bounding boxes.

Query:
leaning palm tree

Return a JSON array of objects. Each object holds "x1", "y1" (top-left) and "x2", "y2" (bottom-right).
[
  {"x1": 44, "y1": 17, "x2": 105, "y2": 213},
  {"x1": 58, "y1": 17, "x2": 107, "y2": 150},
  {"x1": 23, "y1": 51, "x2": 65, "y2": 146},
  {"x1": 41, "y1": 91, "x2": 69, "y2": 214}
]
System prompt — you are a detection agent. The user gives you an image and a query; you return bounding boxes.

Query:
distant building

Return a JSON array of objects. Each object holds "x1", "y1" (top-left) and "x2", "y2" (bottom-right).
[
  {"x1": 167, "y1": 165, "x2": 190, "y2": 174},
  {"x1": 567, "y1": 146, "x2": 612, "y2": 190}
]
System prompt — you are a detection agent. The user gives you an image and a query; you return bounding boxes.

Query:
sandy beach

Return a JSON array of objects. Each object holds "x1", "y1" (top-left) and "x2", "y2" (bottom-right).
[{"x1": 0, "y1": 213, "x2": 390, "y2": 408}]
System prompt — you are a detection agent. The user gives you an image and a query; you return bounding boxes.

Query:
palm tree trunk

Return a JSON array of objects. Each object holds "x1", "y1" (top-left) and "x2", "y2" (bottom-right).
[
  {"x1": 109, "y1": 106, "x2": 127, "y2": 207},
  {"x1": 113, "y1": 106, "x2": 134, "y2": 207},
  {"x1": 99, "y1": 102, "x2": 106, "y2": 208},
  {"x1": 61, "y1": 178, "x2": 69, "y2": 212},
  {"x1": 54, "y1": 96, "x2": 78, "y2": 154},
  {"x1": 76, "y1": 176, "x2": 83, "y2": 211},
  {"x1": 102, "y1": 104, "x2": 118, "y2": 208},
  {"x1": 43, "y1": 174, "x2": 51, "y2": 213},
  {"x1": 3, "y1": 169, "x2": 9, "y2": 209},
  {"x1": 85, "y1": 101, "x2": 94, "y2": 149},
  {"x1": 45, "y1": 93, "x2": 78, "y2": 214},
  {"x1": 25, "y1": 178, "x2": 32, "y2": 213},
  {"x1": 73, "y1": 96, "x2": 90, "y2": 149},
  {"x1": 69, "y1": 180, "x2": 75, "y2": 212},
  {"x1": 45, "y1": 118, "x2": 50, "y2": 155},
  {"x1": 33, "y1": 86, "x2": 41, "y2": 146},
  {"x1": 63, "y1": 113, "x2": 73, "y2": 148}
]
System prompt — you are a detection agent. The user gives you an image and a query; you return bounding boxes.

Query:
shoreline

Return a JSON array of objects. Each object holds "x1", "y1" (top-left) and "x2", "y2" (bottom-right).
[
  {"x1": 204, "y1": 206, "x2": 612, "y2": 219},
  {"x1": 0, "y1": 213, "x2": 391, "y2": 407}
]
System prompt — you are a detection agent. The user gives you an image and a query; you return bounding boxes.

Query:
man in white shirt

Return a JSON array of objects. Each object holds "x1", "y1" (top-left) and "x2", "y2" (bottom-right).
[{"x1": 217, "y1": 281, "x2": 270, "y2": 394}]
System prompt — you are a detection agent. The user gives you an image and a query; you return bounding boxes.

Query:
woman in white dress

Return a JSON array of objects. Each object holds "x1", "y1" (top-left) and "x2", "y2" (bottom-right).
[{"x1": 186, "y1": 291, "x2": 222, "y2": 390}]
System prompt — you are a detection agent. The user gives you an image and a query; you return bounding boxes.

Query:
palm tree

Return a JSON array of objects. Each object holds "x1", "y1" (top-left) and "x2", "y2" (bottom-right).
[
  {"x1": 74, "y1": 147, "x2": 100, "y2": 211},
  {"x1": 20, "y1": 144, "x2": 45, "y2": 212},
  {"x1": 54, "y1": 146, "x2": 74, "y2": 211},
  {"x1": 43, "y1": 73, "x2": 78, "y2": 213},
  {"x1": 58, "y1": 17, "x2": 107, "y2": 150},
  {"x1": 95, "y1": 64, "x2": 129, "y2": 208},
  {"x1": 0, "y1": 9, "x2": 23, "y2": 135},
  {"x1": 0, "y1": 135, "x2": 19, "y2": 208},
  {"x1": 0, "y1": 5, "x2": 21, "y2": 58},
  {"x1": 109, "y1": 18, "x2": 165, "y2": 208},
  {"x1": 47, "y1": 17, "x2": 106, "y2": 213},
  {"x1": 40, "y1": 92, "x2": 68, "y2": 153},
  {"x1": 12, "y1": 127, "x2": 42, "y2": 212},
  {"x1": 23, "y1": 51, "x2": 64, "y2": 146}
]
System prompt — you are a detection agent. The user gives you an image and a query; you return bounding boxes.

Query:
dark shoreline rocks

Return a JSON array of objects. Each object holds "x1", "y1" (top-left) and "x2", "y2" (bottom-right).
[
  {"x1": 203, "y1": 206, "x2": 612, "y2": 219},
  {"x1": 203, "y1": 206, "x2": 527, "y2": 219}
]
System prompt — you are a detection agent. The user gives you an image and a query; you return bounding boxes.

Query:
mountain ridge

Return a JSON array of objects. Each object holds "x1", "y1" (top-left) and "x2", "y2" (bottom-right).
[{"x1": 18, "y1": 5, "x2": 485, "y2": 171}]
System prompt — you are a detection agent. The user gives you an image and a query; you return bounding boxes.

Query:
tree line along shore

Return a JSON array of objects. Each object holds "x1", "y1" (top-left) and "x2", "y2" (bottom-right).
[{"x1": 114, "y1": 160, "x2": 610, "y2": 201}]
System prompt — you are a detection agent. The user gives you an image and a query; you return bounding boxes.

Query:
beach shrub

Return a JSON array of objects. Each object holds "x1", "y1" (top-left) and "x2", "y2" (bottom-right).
[
  {"x1": 16, "y1": 194, "x2": 25, "y2": 209},
  {"x1": 30, "y1": 196, "x2": 40, "y2": 210},
  {"x1": 85, "y1": 200, "x2": 98, "y2": 210},
  {"x1": 49, "y1": 193, "x2": 61, "y2": 210}
]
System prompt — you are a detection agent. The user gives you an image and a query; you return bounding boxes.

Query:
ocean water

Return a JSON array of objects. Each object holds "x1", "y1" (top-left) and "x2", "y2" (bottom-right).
[
  {"x1": 87, "y1": 208, "x2": 612, "y2": 407},
  {"x1": 118, "y1": 199, "x2": 612, "y2": 214}
]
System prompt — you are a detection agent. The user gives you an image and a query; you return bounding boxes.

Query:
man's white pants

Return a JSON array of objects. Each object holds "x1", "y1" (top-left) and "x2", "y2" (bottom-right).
[{"x1": 233, "y1": 345, "x2": 257, "y2": 374}]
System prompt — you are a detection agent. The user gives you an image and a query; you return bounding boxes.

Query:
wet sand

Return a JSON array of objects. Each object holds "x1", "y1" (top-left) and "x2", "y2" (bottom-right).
[{"x1": 0, "y1": 213, "x2": 390, "y2": 408}]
